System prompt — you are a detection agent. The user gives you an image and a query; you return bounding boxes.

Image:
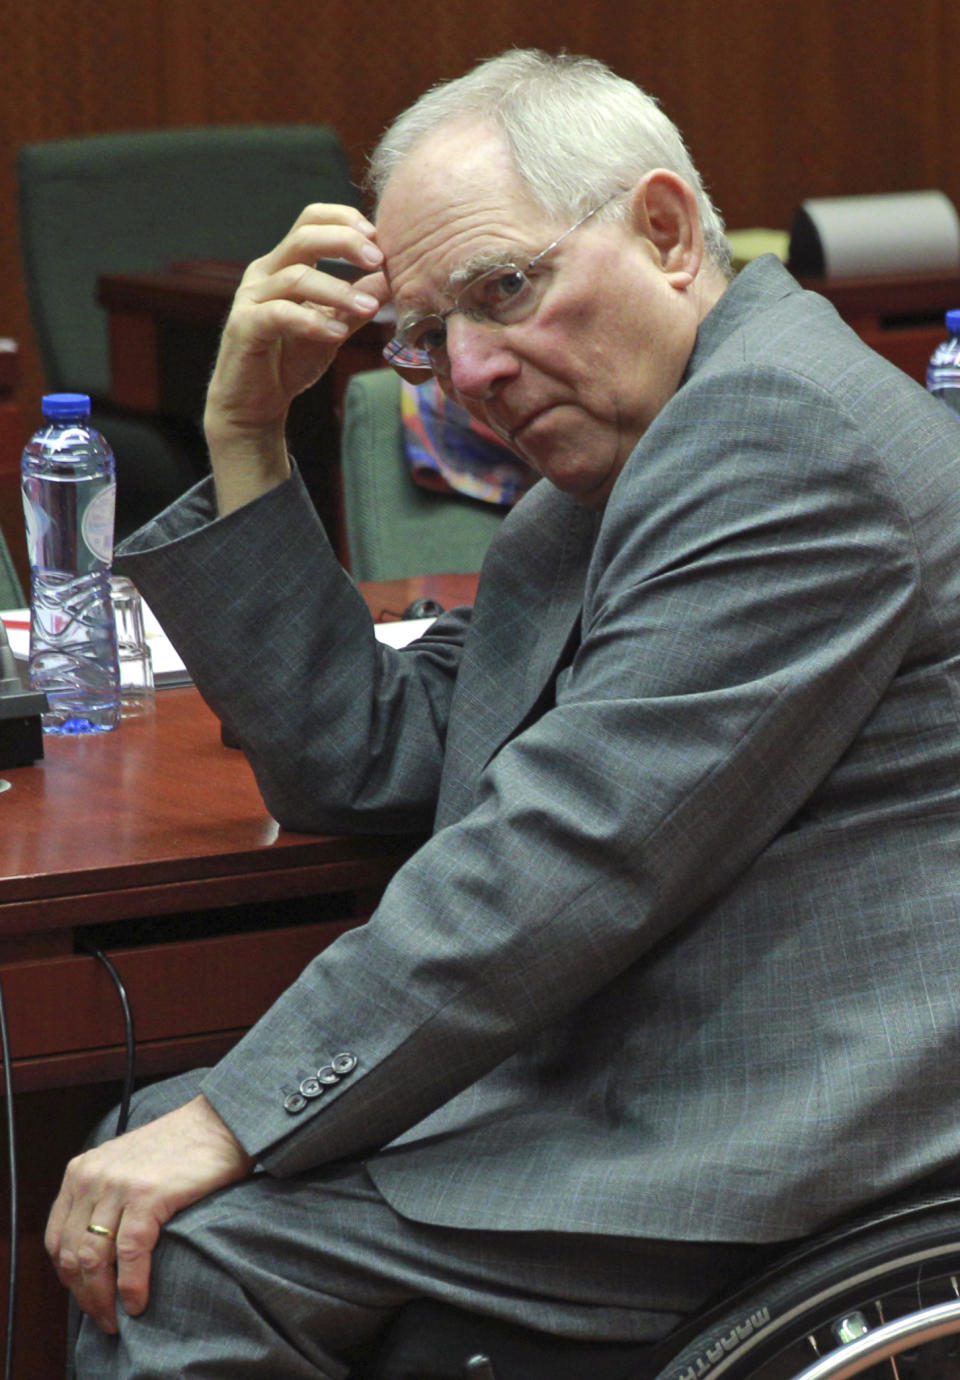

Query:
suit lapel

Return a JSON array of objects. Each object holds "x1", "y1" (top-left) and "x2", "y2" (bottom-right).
[
  {"x1": 435, "y1": 486, "x2": 598, "y2": 827},
  {"x1": 521, "y1": 497, "x2": 596, "y2": 700}
]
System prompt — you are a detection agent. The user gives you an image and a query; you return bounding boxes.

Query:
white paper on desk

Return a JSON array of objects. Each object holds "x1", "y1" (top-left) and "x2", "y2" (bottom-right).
[
  {"x1": 1, "y1": 611, "x2": 29, "y2": 665},
  {"x1": 374, "y1": 616, "x2": 437, "y2": 647},
  {"x1": 0, "y1": 603, "x2": 192, "y2": 686}
]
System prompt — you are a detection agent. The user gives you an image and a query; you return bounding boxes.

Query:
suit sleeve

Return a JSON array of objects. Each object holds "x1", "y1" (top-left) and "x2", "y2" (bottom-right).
[
  {"x1": 115, "y1": 469, "x2": 470, "y2": 835},
  {"x1": 196, "y1": 362, "x2": 925, "y2": 1172}
]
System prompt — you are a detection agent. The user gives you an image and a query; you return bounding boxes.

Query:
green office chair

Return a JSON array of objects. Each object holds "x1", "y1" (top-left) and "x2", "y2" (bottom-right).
[
  {"x1": 17, "y1": 124, "x2": 358, "y2": 539},
  {"x1": 340, "y1": 370, "x2": 507, "y2": 581}
]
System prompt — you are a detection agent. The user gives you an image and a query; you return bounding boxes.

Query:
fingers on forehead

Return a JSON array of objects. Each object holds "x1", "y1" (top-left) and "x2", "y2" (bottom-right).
[
  {"x1": 267, "y1": 225, "x2": 378, "y2": 277},
  {"x1": 292, "y1": 203, "x2": 376, "y2": 236}
]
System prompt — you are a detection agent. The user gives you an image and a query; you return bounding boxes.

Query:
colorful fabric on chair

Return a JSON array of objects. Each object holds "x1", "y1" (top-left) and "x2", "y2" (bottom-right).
[{"x1": 401, "y1": 379, "x2": 536, "y2": 507}]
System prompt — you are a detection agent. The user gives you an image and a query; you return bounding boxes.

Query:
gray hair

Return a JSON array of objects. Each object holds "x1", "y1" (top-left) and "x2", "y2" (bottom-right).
[{"x1": 367, "y1": 49, "x2": 732, "y2": 276}]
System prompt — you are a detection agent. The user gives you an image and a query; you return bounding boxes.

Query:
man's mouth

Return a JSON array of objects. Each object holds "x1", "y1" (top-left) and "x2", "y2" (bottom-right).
[{"x1": 501, "y1": 404, "x2": 558, "y2": 448}]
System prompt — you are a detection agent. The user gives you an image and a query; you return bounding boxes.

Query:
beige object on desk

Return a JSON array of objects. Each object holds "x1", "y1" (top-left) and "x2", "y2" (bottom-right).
[
  {"x1": 790, "y1": 191, "x2": 960, "y2": 278},
  {"x1": 727, "y1": 228, "x2": 790, "y2": 272}
]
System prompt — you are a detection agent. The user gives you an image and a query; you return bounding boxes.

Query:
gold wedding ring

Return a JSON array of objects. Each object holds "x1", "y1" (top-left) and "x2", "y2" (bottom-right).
[{"x1": 85, "y1": 1223, "x2": 116, "y2": 1239}]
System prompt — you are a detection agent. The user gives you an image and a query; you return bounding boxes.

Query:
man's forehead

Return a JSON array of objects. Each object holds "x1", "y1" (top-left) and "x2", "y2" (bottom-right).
[
  {"x1": 378, "y1": 118, "x2": 513, "y2": 210},
  {"x1": 376, "y1": 128, "x2": 561, "y2": 309}
]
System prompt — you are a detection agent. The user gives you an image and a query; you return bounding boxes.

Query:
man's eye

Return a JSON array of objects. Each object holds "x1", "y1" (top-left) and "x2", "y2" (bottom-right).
[
  {"x1": 484, "y1": 269, "x2": 530, "y2": 306},
  {"x1": 420, "y1": 324, "x2": 447, "y2": 354},
  {"x1": 465, "y1": 266, "x2": 532, "y2": 317},
  {"x1": 495, "y1": 269, "x2": 528, "y2": 298},
  {"x1": 410, "y1": 318, "x2": 446, "y2": 354}
]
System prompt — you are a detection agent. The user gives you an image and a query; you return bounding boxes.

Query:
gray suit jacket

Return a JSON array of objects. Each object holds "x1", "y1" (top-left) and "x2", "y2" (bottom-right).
[{"x1": 118, "y1": 257, "x2": 960, "y2": 1245}]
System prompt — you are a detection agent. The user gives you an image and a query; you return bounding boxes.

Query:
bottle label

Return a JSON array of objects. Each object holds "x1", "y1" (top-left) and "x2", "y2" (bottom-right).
[{"x1": 81, "y1": 485, "x2": 115, "y2": 565}]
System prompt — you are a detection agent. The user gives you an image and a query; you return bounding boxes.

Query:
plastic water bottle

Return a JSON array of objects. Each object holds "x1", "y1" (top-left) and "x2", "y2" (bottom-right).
[
  {"x1": 926, "y1": 309, "x2": 960, "y2": 420},
  {"x1": 21, "y1": 394, "x2": 120, "y2": 734}
]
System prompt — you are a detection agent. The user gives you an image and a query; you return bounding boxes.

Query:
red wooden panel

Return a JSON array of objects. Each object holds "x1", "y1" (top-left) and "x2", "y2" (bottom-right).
[
  {"x1": 857, "y1": 326, "x2": 948, "y2": 386},
  {"x1": 1, "y1": 917, "x2": 359, "y2": 1067}
]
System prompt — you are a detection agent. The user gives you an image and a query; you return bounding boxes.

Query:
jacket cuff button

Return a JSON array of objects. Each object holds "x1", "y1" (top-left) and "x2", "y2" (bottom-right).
[
  {"x1": 283, "y1": 1092, "x2": 308, "y2": 1115},
  {"x1": 332, "y1": 1052, "x2": 358, "y2": 1075}
]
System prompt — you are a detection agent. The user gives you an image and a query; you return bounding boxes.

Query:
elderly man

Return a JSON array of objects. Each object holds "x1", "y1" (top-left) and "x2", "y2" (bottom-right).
[{"x1": 48, "y1": 49, "x2": 960, "y2": 1378}]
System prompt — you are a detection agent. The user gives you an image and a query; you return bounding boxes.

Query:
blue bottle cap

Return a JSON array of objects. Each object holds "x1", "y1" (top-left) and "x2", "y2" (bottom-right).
[
  {"x1": 41, "y1": 392, "x2": 92, "y2": 419},
  {"x1": 946, "y1": 309, "x2": 960, "y2": 336}
]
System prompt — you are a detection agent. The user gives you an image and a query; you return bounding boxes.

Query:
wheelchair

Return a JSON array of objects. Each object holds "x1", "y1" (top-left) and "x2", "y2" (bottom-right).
[{"x1": 352, "y1": 1187, "x2": 960, "y2": 1380}]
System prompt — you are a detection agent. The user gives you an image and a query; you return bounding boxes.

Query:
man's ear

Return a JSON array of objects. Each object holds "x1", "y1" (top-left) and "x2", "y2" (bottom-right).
[{"x1": 629, "y1": 170, "x2": 704, "y2": 287}]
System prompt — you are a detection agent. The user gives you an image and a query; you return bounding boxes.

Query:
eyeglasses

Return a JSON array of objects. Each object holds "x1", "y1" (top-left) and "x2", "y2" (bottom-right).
[{"x1": 382, "y1": 194, "x2": 621, "y2": 377}]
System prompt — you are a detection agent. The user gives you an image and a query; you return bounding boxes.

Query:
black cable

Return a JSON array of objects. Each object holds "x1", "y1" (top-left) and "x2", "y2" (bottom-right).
[
  {"x1": 78, "y1": 943, "x2": 136, "y2": 1136},
  {"x1": 0, "y1": 972, "x2": 18, "y2": 1380},
  {"x1": 0, "y1": 950, "x2": 136, "y2": 1380}
]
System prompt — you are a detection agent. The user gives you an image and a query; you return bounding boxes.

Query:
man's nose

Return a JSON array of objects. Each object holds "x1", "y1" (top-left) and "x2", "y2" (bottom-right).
[{"x1": 444, "y1": 315, "x2": 519, "y2": 399}]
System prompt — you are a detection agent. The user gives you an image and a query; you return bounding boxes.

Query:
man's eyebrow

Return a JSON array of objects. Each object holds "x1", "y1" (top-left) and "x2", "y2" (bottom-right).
[
  {"x1": 395, "y1": 302, "x2": 436, "y2": 333},
  {"x1": 393, "y1": 244, "x2": 532, "y2": 327},
  {"x1": 445, "y1": 248, "x2": 526, "y2": 296}
]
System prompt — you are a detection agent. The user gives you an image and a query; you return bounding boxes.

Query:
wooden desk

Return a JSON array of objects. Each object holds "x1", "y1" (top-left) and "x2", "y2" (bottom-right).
[
  {"x1": 0, "y1": 571, "x2": 477, "y2": 1085},
  {"x1": 0, "y1": 687, "x2": 413, "y2": 1090},
  {"x1": 0, "y1": 570, "x2": 477, "y2": 1377}
]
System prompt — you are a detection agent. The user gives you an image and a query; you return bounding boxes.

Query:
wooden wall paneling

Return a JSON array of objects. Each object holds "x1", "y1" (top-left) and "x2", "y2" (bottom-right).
[
  {"x1": 0, "y1": 0, "x2": 170, "y2": 577},
  {"x1": 659, "y1": 0, "x2": 952, "y2": 233},
  {"x1": 934, "y1": 0, "x2": 960, "y2": 245},
  {"x1": 2, "y1": 0, "x2": 960, "y2": 560}
]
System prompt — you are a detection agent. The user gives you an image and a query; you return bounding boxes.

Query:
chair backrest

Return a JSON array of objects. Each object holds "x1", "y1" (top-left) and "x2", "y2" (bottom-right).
[
  {"x1": 0, "y1": 528, "x2": 23, "y2": 609},
  {"x1": 17, "y1": 124, "x2": 357, "y2": 397},
  {"x1": 340, "y1": 369, "x2": 506, "y2": 582}
]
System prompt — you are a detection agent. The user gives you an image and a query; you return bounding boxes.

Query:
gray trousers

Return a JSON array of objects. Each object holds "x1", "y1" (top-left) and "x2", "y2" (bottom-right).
[{"x1": 74, "y1": 1071, "x2": 765, "y2": 1379}]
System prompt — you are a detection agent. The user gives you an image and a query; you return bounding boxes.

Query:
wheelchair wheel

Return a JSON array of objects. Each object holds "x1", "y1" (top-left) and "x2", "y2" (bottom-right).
[{"x1": 653, "y1": 1195, "x2": 960, "y2": 1380}]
